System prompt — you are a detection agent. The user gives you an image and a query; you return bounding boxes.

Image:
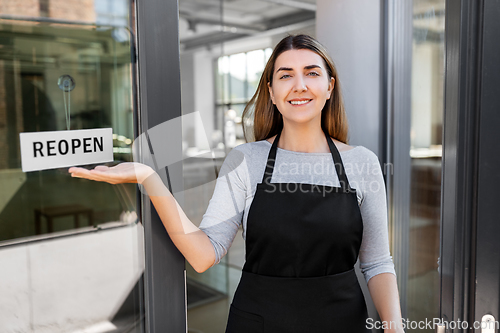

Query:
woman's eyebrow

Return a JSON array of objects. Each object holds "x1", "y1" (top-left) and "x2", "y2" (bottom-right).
[
  {"x1": 276, "y1": 66, "x2": 293, "y2": 73},
  {"x1": 275, "y1": 64, "x2": 323, "y2": 73},
  {"x1": 304, "y1": 64, "x2": 322, "y2": 70}
]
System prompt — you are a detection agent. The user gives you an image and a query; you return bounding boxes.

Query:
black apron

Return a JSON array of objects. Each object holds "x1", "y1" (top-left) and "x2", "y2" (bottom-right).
[{"x1": 225, "y1": 127, "x2": 370, "y2": 333}]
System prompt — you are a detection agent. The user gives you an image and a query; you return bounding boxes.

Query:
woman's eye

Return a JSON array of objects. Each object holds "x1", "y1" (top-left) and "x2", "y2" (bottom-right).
[
  {"x1": 279, "y1": 74, "x2": 291, "y2": 79},
  {"x1": 307, "y1": 72, "x2": 320, "y2": 76}
]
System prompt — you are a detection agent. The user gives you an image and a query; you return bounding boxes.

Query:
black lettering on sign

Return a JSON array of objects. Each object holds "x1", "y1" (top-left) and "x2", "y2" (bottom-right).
[
  {"x1": 83, "y1": 137, "x2": 92, "y2": 153},
  {"x1": 93, "y1": 137, "x2": 103, "y2": 152},
  {"x1": 72, "y1": 139, "x2": 81, "y2": 154},
  {"x1": 33, "y1": 142, "x2": 44, "y2": 157},
  {"x1": 47, "y1": 140, "x2": 56, "y2": 156},
  {"x1": 31, "y1": 135, "x2": 106, "y2": 158},
  {"x1": 58, "y1": 140, "x2": 69, "y2": 155}
]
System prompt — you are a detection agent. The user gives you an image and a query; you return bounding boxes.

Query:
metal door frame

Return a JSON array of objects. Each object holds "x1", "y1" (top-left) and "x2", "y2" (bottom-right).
[
  {"x1": 440, "y1": 0, "x2": 500, "y2": 330},
  {"x1": 135, "y1": 0, "x2": 187, "y2": 332},
  {"x1": 384, "y1": 0, "x2": 413, "y2": 318}
]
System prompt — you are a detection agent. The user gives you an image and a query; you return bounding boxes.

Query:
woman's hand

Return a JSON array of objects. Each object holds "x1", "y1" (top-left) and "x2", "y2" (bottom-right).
[
  {"x1": 69, "y1": 162, "x2": 216, "y2": 272},
  {"x1": 68, "y1": 162, "x2": 155, "y2": 185},
  {"x1": 367, "y1": 273, "x2": 405, "y2": 333}
]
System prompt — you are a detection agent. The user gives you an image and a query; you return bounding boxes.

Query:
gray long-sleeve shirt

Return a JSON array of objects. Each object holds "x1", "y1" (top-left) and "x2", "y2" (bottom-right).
[{"x1": 199, "y1": 139, "x2": 396, "y2": 283}]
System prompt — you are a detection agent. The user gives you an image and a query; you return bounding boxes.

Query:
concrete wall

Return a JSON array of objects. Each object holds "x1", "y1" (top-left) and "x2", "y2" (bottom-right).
[
  {"x1": 0, "y1": 224, "x2": 144, "y2": 333},
  {"x1": 316, "y1": 0, "x2": 384, "y2": 325},
  {"x1": 193, "y1": 50, "x2": 216, "y2": 149},
  {"x1": 180, "y1": 49, "x2": 216, "y2": 150},
  {"x1": 316, "y1": 0, "x2": 383, "y2": 156}
]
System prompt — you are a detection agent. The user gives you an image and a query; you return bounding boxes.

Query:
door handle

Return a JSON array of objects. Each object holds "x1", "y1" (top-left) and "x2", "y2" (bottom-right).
[
  {"x1": 436, "y1": 323, "x2": 446, "y2": 333},
  {"x1": 481, "y1": 314, "x2": 496, "y2": 333}
]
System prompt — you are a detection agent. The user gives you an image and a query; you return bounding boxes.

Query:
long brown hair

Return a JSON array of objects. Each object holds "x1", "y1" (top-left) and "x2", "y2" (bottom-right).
[{"x1": 242, "y1": 34, "x2": 349, "y2": 144}]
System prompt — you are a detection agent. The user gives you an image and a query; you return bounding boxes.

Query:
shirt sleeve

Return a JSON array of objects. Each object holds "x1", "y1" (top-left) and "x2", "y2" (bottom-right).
[
  {"x1": 356, "y1": 149, "x2": 397, "y2": 283},
  {"x1": 199, "y1": 146, "x2": 249, "y2": 267}
]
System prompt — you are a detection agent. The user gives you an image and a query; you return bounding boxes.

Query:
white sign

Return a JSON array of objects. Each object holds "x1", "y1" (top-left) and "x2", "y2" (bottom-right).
[{"x1": 20, "y1": 128, "x2": 114, "y2": 172}]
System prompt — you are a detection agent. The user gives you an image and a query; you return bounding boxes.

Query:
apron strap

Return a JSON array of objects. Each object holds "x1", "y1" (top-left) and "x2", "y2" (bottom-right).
[
  {"x1": 324, "y1": 129, "x2": 354, "y2": 193},
  {"x1": 262, "y1": 128, "x2": 282, "y2": 184}
]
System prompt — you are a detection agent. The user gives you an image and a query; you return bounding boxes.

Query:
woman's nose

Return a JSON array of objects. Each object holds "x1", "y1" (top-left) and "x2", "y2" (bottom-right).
[{"x1": 292, "y1": 75, "x2": 307, "y2": 92}]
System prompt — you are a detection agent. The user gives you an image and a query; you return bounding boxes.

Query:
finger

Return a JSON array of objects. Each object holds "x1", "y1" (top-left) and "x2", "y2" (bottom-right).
[
  {"x1": 94, "y1": 165, "x2": 109, "y2": 171},
  {"x1": 68, "y1": 166, "x2": 85, "y2": 173},
  {"x1": 70, "y1": 168, "x2": 96, "y2": 180},
  {"x1": 68, "y1": 166, "x2": 90, "y2": 176}
]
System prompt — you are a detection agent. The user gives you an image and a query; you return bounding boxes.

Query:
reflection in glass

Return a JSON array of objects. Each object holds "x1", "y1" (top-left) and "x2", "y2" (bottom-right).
[
  {"x1": 0, "y1": 21, "x2": 135, "y2": 240},
  {"x1": 229, "y1": 53, "x2": 247, "y2": 103},
  {"x1": 408, "y1": 0, "x2": 445, "y2": 331},
  {"x1": 218, "y1": 56, "x2": 231, "y2": 104},
  {"x1": 246, "y1": 49, "x2": 265, "y2": 99},
  {"x1": 215, "y1": 48, "x2": 272, "y2": 149},
  {"x1": 179, "y1": 8, "x2": 278, "y2": 333}
]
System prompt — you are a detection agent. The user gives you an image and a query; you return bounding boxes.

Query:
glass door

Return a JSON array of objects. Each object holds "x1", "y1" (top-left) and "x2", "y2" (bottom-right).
[
  {"x1": 387, "y1": 0, "x2": 446, "y2": 331},
  {"x1": 0, "y1": 1, "x2": 144, "y2": 332},
  {"x1": 399, "y1": 0, "x2": 500, "y2": 330},
  {"x1": 177, "y1": 1, "x2": 230, "y2": 332},
  {"x1": 407, "y1": 0, "x2": 445, "y2": 330}
]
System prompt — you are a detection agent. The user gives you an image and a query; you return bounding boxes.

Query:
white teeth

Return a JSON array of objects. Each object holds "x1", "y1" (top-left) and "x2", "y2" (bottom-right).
[{"x1": 290, "y1": 100, "x2": 310, "y2": 105}]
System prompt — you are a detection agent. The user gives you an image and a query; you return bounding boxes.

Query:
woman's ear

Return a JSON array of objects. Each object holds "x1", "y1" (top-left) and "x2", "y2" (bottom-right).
[
  {"x1": 327, "y1": 77, "x2": 335, "y2": 100},
  {"x1": 267, "y1": 82, "x2": 276, "y2": 104}
]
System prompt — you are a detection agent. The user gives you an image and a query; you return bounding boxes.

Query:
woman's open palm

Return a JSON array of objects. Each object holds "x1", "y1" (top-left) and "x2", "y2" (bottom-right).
[{"x1": 68, "y1": 162, "x2": 154, "y2": 185}]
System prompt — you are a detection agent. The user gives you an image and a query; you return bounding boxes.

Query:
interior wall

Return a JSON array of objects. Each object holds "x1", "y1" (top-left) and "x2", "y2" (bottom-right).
[
  {"x1": 270, "y1": 23, "x2": 316, "y2": 46},
  {"x1": 193, "y1": 50, "x2": 216, "y2": 149},
  {"x1": 316, "y1": 0, "x2": 383, "y2": 156},
  {"x1": 316, "y1": 0, "x2": 384, "y2": 326},
  {"x1": 180, "y1": 52, "x2": 196, "y2": 148},
  {"x1": 180, "y1": 50, "x2": 216, "y2": 151}
]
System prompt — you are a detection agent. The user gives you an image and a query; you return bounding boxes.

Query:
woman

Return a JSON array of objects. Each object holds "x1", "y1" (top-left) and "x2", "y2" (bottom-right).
[{"x1": 69, "y1": 34, "x2": 404, "y2": 332}]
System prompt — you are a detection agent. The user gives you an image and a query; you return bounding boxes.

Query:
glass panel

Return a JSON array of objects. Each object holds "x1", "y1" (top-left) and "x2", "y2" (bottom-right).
[
  {"x1": 179, "y1": 1, "x2": 230, "y2": 332},
  {"x1": 226, "y1": 104, "x2": 245, "y2": 147},
  {"x1": 0, "y1": 2, "x2": 144, "y2": 332},
  {"x1": 218, "y1": 56, "x2": 230, "y2": 104},
  {"x1": 408, "y1": 0, "x2": 445, "y2": 331},
  {"x1": 181, "y1": 3, "x2": 314, "y2": 331},
  {"x1": 265, "y1": 47, "x2": 272, "y2": 61},
  {"x1": 215, "y1": 58, "x2": 225, "y2": 104},
  {"x1": 0, "y1": 18, "x2": 135, "y2": 239},
  {"x1": 246, "y1": 49, "x2": 265, "y2": 100},
  {"x1": 228, "y1": 52, "x2": 246, "y2": 103}
]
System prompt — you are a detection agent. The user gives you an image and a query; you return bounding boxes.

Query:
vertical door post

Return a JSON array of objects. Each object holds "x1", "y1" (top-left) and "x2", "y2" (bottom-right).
[{"x1": 135, "y1": 0, "x2": 186, "y2": 332}]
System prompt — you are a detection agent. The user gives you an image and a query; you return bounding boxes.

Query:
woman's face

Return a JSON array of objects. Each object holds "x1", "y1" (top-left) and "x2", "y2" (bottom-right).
[{"x1": 268, "y1": 49, "x2": 335, "y2": 127}]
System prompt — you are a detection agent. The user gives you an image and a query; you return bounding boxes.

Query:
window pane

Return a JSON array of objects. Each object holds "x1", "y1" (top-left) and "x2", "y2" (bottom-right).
[
  {"x1": 246, "y1": 49, "x2": 265, "y2": 100},
  {"x1": 408, "y1": 0, "x2": 445, "y2": 330},
  {"x1": 180, "y1": 7, "x2": 230, "y2": 330},
  {"x1": 265, "y1": 47, "x2": 273, "y2": 61},
  {"x1": 229, "y1": 52, "x2": 246, "y2": 103},
  {"x1": 218, "y1": 56, "x2": 230, "y2": 104},
  {"x1": 0, "y1": 3, "x2": 144, "y2": 333},
  {"x1": 0, "y1": 22, "x2": 135, "y2": 240}
]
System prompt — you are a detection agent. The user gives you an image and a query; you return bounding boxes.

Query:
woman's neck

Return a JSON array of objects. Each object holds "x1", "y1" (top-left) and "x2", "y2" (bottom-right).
[{"x1": 276, "y1": 123, "x2": 330, "y2": 154}]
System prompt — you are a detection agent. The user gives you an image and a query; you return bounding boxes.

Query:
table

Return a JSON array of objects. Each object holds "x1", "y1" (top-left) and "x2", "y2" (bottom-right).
[{"x1": 35, "y1": 204, "x2": 94, "y2": 234}]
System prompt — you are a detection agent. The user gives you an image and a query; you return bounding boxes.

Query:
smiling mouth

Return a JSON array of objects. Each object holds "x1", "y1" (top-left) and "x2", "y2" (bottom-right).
[{"x1": 288, "y1": 99, "x2": 312, "y2": 105}]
